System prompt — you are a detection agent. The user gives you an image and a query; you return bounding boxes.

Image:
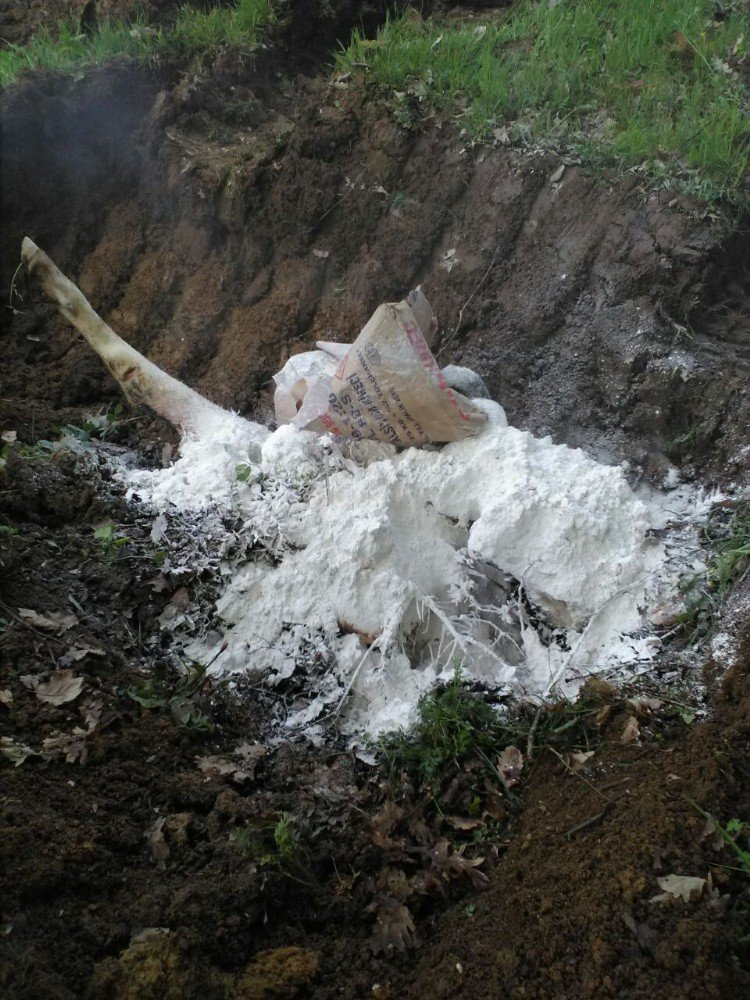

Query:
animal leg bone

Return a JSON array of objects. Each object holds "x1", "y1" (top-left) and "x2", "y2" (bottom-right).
[{"x1": 21, "y1": 237, "x2": 265, "y2": 444}]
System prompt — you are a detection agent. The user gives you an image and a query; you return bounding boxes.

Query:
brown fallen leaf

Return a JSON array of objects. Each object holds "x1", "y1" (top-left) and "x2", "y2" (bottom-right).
[
  {"x1": 621, "y1": 716, "x2": 641, "y2": 744},
  {"x1": 628, "y1": 698, "x2": 662, "y2": 715},
  {"x1": 197, "y1": 755, "x2": 253, "y2": 784},
  {"x1": 196, "y1": 742, "x2": 265, "y2": 784},
  {"x1": 497, "y1": 745, "x2": 523, "y2": 788},
  {"x1": 18, "y1": 608, "x2": 78, "y2": 634},
  {"x1": 423, "y1": 838, "x2": 488, "y2": 889},
  {"x1": 234, "y1": 742, "x2": 266, "y2": 777},
  {"x1": 81, "y1": 698, "x2": 103, "y2": 732},
  {"x1": 58, "y1": 644, "x2": 105, "y2": 668},
  {"x1": 651, "y1": 873, "x2": 705, "y2": 904},
  {"x1": 42, "y1": 728, "x2": 89, "y2": 764},
  {"x1": 369, "y1": 894, "x2": 416, "y2": 956},
  {"x1": 372, "y1": 800, "x2": 407, "y2": 850},
  {"x1": 35, "y1": 670, "x2": 84, "y2": 706},
  {"x1": 157, "y1": 587, "x2": 190, "y2": 631},
  {"x1": 446, "y1": 815, "x2": 484, "y2": 831},
  {"x1": 1, "y1": 736, "x2": 39, "y2": 767},
  {"x1": 568, "y1": 750, "x2": 595, "y2": 772}
]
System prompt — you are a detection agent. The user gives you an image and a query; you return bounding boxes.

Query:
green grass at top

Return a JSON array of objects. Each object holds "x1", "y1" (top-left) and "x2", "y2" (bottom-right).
[
  {"x1": 339, "y1": 0, "x2": 750, "y2": 205},
  {"x1": 0, "y1": 0, "x2": 274, "y2": 87}
]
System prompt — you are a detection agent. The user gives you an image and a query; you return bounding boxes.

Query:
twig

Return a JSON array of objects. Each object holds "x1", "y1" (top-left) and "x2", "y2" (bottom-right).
[
  {"x1": 526, "y1": 704, "x2": 543, "y2": 759},
  {"x1": 437, "y1": 240, "x2": 502, "y2": 359},
  {"x1": 547, "y1": 745, "x2": 612, "y2": 803},
  {"x1": 563, "y1": 804, "x2": 612, "y2": 839},
  {"x1": 316, "y1": 168, "x2": 367, "y2": 225},
  {"x1": 597, "y1": 776, "x2": 632, "y2": 793},
  {"x1": 543, "y1": 573, "x2": 653, "y2": 698},
  {"x1": 331, "y1": 639, "x2": 379, "y2": 718}
]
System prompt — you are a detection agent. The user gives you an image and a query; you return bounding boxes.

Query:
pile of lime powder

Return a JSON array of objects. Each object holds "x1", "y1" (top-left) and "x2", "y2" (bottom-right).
[{"x1": 122, "y1": 399, "x2": 692, "y2": 736}]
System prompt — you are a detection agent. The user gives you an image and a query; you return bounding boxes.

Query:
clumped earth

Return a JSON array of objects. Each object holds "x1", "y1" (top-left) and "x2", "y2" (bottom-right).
[{"x1": 2, "y1": 1, "x2": 750, "y2": 997}]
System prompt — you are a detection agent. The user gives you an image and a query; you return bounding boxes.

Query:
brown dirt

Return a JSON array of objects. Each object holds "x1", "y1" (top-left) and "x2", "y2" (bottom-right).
[
  {"x1": 2, "y1": 2, "x2": 750, "y2": 998},
  {"x1": 3, "y1": 48, "x2": 748, "y2": 479}
]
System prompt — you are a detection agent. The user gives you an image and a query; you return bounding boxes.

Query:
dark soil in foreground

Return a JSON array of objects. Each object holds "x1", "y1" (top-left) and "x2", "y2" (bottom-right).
[
  {"x1": 1, "y1": 453, "x2": 749, "y2": 999},
  {"x1": 2, "y1": 2, "x2": 750, "y2": 997}
]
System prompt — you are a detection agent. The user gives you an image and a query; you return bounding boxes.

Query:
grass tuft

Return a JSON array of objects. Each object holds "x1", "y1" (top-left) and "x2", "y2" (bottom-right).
[
  {"x1": 376, "y1": 667, "x2": 602, "y2": 818},
  {"x1": 677, "y1": 498, "x2": 750, "y2": 636},
  {"x1": 339, "y1": 0, "x2": 750, "y2": 205},
  {"x1": 0, "y1": 0, "x2": 274, "y2": 87}
]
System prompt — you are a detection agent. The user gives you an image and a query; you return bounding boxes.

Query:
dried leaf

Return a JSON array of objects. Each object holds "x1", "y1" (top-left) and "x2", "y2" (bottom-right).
[
  {"x1": 35, "y1": 671, "x2": 84, "y2": 706},
  {"x1": 620, "y1": 716, "x2": 640, "y2": 744},
  {"x1": 439, "y1": 248, "x2": 459, "y2": 274},
  {"x1": 628, "y1": 698, "x2": 662, "y2": 714},
  {"x1": 406, "y1": 809, "x2": 432, "y2": 846},
  {"x1": 497, "y1": 745, "x2": 523, "y2": 788},
  {"x1": 651, "y1": 873, "x2": 705, "y2": 904},
  {"x1": 1, "y1": 430, "x2": 17, "y2": 444},
  {"x1": 550, "y1": 163, "x2": 566, "y2": 184},
  {"x1": 58, "y1": 644, "x2": 105, "y2": 667},
  {"x1": 150, "y1": 514, "x2": 168, "y2": 544},
  {"x1": 0, "y1": 689, "x2": 12, "y2": 706},
  {"x1": 234, "y1": 742, "x2": 266, "y2": 775},
  {"x1": 197, "y1": 755, "x2": 252, "y2": 784},
  {"x1": 446, "y1": 815, "x2": 484, "y2": 831},
  {"x1": 42, "y1": 728, "x2": 89, "y2": 764},
  {"x1": 312, "y1": 248, "x2": 330, "y2": 259},
  {"x1": 157, "y1": 587, "x2": 190, "y2": 631},
  {"x1": 1, "y1": 736, "x2": 38, "y2": 767},
  {"x1": 568, "y1": 750, "x2": 595, "y2": 772},
  {"x1": 81, "y1": 699, "x2": 103, "y2": 732},
  {"x1": 371, "y1": 801, "x2": 406, "y2": 850},
  {"x1": 146, "y1": 817, "x2": 169, "y2": 870},
  {"x1": 370, "y1": 895, "x2": 416, "y2": 956},
  {"x1": 423, "y1": 838, "x2": 488, "y2": 888},
  {"x1": 18, "y1": 608, "x2": 78, "y2": 634},
  {"x1": 19, "y1": 675, "x2": 39, "y2": 690},
  {"x1": 197, "y1": 743, "x2": 264, "y2": 784}
]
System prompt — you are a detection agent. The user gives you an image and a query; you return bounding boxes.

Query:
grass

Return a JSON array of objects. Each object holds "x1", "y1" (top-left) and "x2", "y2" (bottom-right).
[
  {"x1": 677, "y1": 498, "x2": 750, "y2": 636},
  {"x1": 0, "y1": 0, "x2": 274, "y2": 87},
  {"x1": 690, "y1": 801, "x2": 750, "y2": 946},
  {"x1": 230, "y1": 813, "x2": 315, "y2": 885},
  {"x1": 339, "y1": 0, "x2": 750, "y2": 205},
  {"x1": 376, "y1": 666, "x2": 603, "y2": 819},
  {"x1": 127, "y1": 659, "x2": 215, "y2": 732}
]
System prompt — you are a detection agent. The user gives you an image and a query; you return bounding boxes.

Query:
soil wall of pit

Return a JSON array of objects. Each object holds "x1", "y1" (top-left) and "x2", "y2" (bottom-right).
[{"x1": 2, "y1": 60, "x2": 749, "y2": 480}]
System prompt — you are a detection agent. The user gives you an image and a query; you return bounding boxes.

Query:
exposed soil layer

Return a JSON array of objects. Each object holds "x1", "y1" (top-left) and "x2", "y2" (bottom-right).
[
  {"x1": 3, "y1": 46, "x2": 750, "y2": 480},
  {"x1": 2, "y1": 2, "x2": 750, "y2": 997}
]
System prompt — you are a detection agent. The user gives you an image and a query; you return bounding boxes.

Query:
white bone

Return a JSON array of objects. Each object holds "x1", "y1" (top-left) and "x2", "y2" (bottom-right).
[{"x1": 21, "y1": 238, "x2": 265, "y2": 444}]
